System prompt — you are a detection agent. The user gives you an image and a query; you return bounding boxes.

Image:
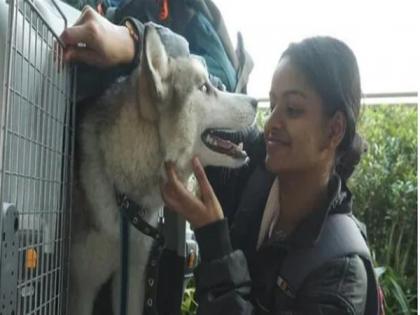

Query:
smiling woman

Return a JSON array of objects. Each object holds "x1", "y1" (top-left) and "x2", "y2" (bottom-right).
[
  {"x1": 265, "y1": 60, "x2": 330, "y2": 176},
  {"x1": 163, "y1": 36, "x2": 384, "y2": 314}
]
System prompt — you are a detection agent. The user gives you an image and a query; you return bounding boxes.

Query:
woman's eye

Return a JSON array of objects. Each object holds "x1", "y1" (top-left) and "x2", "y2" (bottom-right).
[
  {"x1": 199, "y1": 83, "x2": 208, "y2": 93},
  {"x1": 286, "y1": 106, "x2": 303, "y2": 117}
]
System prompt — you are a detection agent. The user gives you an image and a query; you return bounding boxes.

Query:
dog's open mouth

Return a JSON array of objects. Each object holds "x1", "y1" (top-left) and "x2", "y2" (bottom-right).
[{"x1": 201, "y1": 129, "x2": 247, "y2": 160}]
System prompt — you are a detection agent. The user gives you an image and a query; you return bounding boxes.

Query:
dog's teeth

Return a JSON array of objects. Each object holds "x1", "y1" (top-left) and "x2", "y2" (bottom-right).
[{"x1": 206, "y1": 134, "x2": 218, "y2": 146}]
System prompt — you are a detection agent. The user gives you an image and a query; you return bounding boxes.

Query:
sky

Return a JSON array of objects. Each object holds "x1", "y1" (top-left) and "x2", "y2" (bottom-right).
[{"x1": 213, "y1": 0, "x2": 419, "y2": 100}]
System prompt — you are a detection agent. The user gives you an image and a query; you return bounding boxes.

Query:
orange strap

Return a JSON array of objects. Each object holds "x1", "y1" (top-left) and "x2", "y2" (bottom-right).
[
  {"x1": 96, "y1": 2, "x2": 106, "y2": 16},
  {"x1": 159, "y1": 0, "x2": 169, "y2": 21}
]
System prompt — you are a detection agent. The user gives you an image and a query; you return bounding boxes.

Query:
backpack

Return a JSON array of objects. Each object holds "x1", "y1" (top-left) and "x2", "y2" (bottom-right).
[
  {"x1": 108, "y1": 0, "x2": 253, "y2": 93},
  {"x1": 277, "y1": 213, "x2": 385, "y2": 315}
]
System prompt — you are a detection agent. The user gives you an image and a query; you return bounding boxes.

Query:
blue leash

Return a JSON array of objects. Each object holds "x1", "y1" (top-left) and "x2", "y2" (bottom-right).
[
  {"x1": 118, "y1": 194, "x2": 165, "y2": 315},
  {"x1": 120, "y1": 211, "x2": 129, "y2": 315}
]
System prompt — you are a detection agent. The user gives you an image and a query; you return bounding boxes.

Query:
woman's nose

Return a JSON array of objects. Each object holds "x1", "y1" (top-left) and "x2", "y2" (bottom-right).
[{"x1": 265, "y1": 107, "x2": 284, "y2": 130}]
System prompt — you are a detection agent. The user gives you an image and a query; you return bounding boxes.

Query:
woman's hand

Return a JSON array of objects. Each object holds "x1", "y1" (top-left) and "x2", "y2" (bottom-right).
[
  {"x1": 161, "y1": 157, "x2": 224, "y2": 229},
  {"x1": 59, "y1": 6, "x2": 136, "y2": 67}
]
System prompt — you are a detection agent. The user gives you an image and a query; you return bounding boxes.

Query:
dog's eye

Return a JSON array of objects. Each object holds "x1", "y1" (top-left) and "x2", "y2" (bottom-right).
[{"x1": 199, "y1": 83, "x2": 208, "y2": 93}]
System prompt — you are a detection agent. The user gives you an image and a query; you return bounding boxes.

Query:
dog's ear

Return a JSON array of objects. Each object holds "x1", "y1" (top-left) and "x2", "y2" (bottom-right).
[{"x1": 141, "y1": 25, "x2": 169, "y2": 100}]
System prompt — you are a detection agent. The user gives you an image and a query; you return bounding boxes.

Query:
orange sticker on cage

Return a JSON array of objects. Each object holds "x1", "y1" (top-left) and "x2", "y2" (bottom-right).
[{"x1": 26, "y1": 248, "x2": 38, "y2": 269}]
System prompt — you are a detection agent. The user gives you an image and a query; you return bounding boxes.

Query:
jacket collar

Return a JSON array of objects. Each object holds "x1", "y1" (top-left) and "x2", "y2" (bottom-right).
[{"x1": 269, "y1": 174, "x2": 353, "y2": 249}]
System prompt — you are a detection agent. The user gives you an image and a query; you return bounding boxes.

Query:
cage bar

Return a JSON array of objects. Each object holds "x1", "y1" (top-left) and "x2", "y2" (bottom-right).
[{"x1": 0, "y1": 0, "x2": 76, "y2": 313}]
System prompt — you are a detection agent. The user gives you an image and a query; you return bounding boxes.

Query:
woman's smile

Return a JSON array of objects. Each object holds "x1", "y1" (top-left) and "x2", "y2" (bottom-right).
[{"x1": 265, "y1": 135, "x2": 291, "y2": 151}]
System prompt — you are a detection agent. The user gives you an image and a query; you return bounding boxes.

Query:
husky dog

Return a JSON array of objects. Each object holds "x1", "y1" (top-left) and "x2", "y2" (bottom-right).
[{"x1": 70, "y1": 25, "x2": 257, "y2": 315}]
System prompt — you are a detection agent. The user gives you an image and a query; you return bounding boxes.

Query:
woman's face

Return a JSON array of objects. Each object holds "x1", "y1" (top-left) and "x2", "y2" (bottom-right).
[{"x1": 264, "y1": 57, "x2": 335, "y2": 175}]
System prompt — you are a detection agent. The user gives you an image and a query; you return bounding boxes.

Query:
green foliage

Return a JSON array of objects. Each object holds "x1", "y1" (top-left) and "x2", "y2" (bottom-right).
[
  {"x1": 381, "y1": 266, "x2": 417, "y2": 314},
  {"x1": 348, "y1": 104, "x2": 417, "y2": 314},
  {"x1": 181, "y1": 278, "x2": 198, "y2": 315},
  {"x1": 256, "y1": 107, "x2": 270, "y2": 130}
]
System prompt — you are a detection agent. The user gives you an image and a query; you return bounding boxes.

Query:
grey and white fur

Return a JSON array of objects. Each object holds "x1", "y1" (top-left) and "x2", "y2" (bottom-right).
[{"x1": 69, "y1": 25, "x2": 257, "y2": 315}]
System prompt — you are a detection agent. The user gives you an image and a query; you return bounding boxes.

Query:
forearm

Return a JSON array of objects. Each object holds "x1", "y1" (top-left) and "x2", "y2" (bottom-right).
[
  {"x1": 120, "y1": 18, "x2": 189, "y2": 68},
  {"x1": 70, "y1": 13, "x2": 189, "y2": 100},
  {"x1": 194, "y1": 219, "x2": 255, "y2": 315}
]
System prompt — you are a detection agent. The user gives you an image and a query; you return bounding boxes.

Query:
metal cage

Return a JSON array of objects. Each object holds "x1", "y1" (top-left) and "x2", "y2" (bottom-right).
[{"x1": 0, "y1": 0, "x2": 76, "y2": 313}]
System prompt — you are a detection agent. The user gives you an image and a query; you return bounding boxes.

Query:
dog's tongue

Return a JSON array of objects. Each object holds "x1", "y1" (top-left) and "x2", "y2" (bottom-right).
[
  {"x1": 215, "y1": 137, "x2": 246, "y2": 159},
  {"x1": 215, "y1": 137, "x2": 233, "y2": 150}
]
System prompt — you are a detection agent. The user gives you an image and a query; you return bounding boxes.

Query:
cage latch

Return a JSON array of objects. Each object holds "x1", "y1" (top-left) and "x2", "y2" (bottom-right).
[{"x1": 0, "y1": 203, "x2": 19, "y2": 313}]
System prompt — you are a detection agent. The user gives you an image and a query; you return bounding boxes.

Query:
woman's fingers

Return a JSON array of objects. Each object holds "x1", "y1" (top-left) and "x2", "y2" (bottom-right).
[
  {"x1": 73, "y1": 5, "x2": 97, "y2": 26},
  {"x1": 164, "y1": 161, "x2": 188, "y2": 203},
  {"x1": 161, "y1": 160, "x2": 224, "y2": 228},
  {"x1": 60, "y1": 24, "x2": 97, "y2": 48},
  {"x1": 60, "y1": 8, "x2": 135, "y2": 67},
  {"x1": 192, "y1": 157, "x2": 216, "y2": 204},
  {"x1": 165, "y1": 161, "x2": 181, "y2": 186},
  {"x1": 63, "y1": 47, "x2": 100, "y2": 65},
  {"x1": 162, "y1": 162, "x2": 204, "y2": 217},
  {"x1": 162, "y1": 163, "x2": 184, "y2": 208}
]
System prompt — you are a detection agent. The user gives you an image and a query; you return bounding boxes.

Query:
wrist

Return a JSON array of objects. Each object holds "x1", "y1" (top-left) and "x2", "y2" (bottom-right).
[
  {"x1": 194, "y1": 219, "x2": 233, "y2": 261},
  {"x1": 119, "y1": 22, "x2": 138, "y2": 65}
]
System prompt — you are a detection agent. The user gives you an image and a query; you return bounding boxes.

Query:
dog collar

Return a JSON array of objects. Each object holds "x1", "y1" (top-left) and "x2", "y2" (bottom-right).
[
  {"x1": 117, "y1": 192, "x2": 165, "y2": 315},
  {"x1": 116, "y1": 193, "x2": 165, "y2": 244}
]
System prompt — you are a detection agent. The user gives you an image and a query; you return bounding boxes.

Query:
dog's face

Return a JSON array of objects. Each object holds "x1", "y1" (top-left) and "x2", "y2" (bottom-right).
[{"x1": 138, "y1": 25, "x2": 257, "y2": 171}]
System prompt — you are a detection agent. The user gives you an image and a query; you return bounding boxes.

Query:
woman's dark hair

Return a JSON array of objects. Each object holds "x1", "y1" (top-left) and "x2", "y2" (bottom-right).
[{"x1": 281, "y1": 36, "x2": 366, "y2": 181}]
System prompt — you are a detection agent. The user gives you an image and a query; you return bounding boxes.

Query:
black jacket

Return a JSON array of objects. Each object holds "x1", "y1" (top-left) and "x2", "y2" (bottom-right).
[{"x1": 196, "y1": 133, "x2": 369, "y2": 315}]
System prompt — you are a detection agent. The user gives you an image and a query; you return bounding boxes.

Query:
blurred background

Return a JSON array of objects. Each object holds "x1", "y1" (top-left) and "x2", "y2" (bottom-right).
[{"x1": 213, "y1": 0, "x2": 418, "y2": 105}]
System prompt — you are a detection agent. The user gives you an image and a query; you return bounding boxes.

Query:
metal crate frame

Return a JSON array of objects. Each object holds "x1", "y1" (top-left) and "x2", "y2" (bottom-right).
[{"x1": 0, "y1": 0, "x2": 76, "y2": 313}]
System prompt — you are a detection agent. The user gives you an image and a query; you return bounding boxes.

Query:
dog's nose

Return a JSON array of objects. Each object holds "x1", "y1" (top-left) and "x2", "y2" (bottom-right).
[{"x1": 250, "y1": 98, "x2": 258, "y2": 110}]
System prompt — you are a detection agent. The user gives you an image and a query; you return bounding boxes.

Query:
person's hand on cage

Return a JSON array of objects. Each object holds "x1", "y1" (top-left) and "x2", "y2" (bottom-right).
[{"x1": 59, "y1": 6, "x2": 136, "y2": 68}]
